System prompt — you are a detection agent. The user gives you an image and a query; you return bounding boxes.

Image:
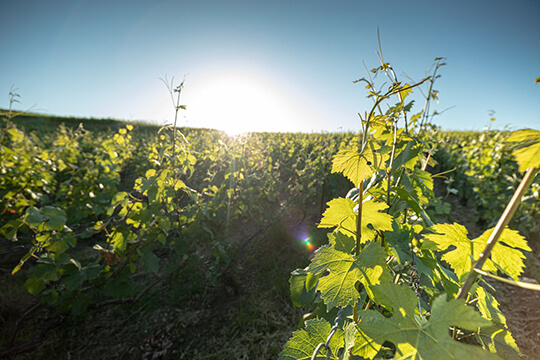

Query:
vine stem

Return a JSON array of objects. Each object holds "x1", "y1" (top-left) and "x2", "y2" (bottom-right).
[
  {"x1": 171, "y1": 78, "x2": 184, "y2": 161},
  {"x1": 419, "y1": 58, "x2": 444, "y2": 131},
  {"x1": 386, "y1": 120, "x2": 398, "y2": 208},
  {"x1": 356, "y1": 181, "x2": 364, "y2": 256},
  {"x1": 456, "y1": 166, "x2": 538, "y2": 299}
]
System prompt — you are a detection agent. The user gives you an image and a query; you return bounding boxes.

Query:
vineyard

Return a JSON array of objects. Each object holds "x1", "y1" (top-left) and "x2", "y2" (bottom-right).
[{"x1": 1, "y1": 63, "x2": 540, "y2": 360}]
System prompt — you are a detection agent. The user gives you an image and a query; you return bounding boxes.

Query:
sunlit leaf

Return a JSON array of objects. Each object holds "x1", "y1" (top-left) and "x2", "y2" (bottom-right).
[
  {"x1": 319, "y1": 198, "x2": 392, "y2": 241},
  {"x1": 308, "y1": 242, "x2": 392, "y2": 309},
  {"x1": 505, "y1": 129, "x2": 540, "y2": 172},
  {"x1": 399, "y1": 83, "x2": 413, "y2": 100},
  {"x1": 355, "y1": 283, "x2": 496, "y2": 360},
  {"x1": 279, "y1": 319, "x2": 343, "y2": 360},
  {"x1": 332, "y1": 144, "x2": 387, "y2": 186},
  {"x1": 422, "y1": 224, "x2": 530, "y2": 282}
]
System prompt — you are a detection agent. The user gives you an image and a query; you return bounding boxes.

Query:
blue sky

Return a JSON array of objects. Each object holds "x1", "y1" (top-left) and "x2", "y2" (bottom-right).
[{"x1": 1, "y1": 0, "x2": 539, "y2": 134}]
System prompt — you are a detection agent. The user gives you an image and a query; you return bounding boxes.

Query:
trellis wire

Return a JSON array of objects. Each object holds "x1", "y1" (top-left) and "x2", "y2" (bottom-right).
[{"x1": 311, "y1": 306, "x2": 344, "y2": 360}]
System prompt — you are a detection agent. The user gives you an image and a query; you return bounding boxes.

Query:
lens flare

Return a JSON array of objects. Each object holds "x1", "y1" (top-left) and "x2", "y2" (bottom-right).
[{"x1": 302, "y1": 236, "x2": 316, "y2": 253}]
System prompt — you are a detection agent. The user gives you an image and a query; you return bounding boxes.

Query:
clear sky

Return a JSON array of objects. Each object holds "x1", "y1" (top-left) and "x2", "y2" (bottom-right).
[{"x1": 1, "y1": 0, "x2": 539, "y2": 134}]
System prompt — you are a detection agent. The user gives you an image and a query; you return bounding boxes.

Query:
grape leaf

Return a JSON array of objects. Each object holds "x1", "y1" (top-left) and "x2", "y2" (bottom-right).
[
  {"x1": 308, "y1": 242, "x2": 392, "y2": 309},
  {"x1": 40, "y1": 206, "x2": 67, "y2": 231},
  {"x1": 279, "y1": 318, "x2": 343, "y2": 360},
  {"x1": 24, "y1": 277, "x2": 46, "y2": 295},
  {"x1": 289, "y1": 268, "x2": 319, "y2": 307},
  {"x1": 110, "y1": 230, "x2": 126, "y2": 252},
  {"x1": 327, "y1": 231, "x2": 356, "y2": 254},
  {"x1": 477, "y1": 325, "x2": 521, "y2": 360},
  {"x1": 332, "y1": 143, "x2": 387, "y2": 186},
  {"x1": 25, "y1": 206, "x2": 67, "y2": 231},
  {"x1": 422, "y1": 223, "x2": 530, "y2": 282},
  {"x1": 475, "y1": 227, "x2": 531, "y2": 281},
  {"x1": 505, "y1": 129, "x2": 540, "y2": 172},
  {"x1": 355, "y1": 283, "x2": 496, "y2": 360},
  {"x1": 319, "y1": 198, "x2": 356, "y2": 235},
  {"x1": 138, "y1": 244, "x2": 159, "y2": 274},
  {"x1": 319, "y1": 198, "x2": 392, "y2": 241},
  {"x1": 476, "y1": 286, "x2": 507, "y2": 326},
  {"x1": 340, "y1": 322, "x2": 357, "y2": 360},
  {"x1": 475, "y1": 286, "x2": 521, "y2": 357}
]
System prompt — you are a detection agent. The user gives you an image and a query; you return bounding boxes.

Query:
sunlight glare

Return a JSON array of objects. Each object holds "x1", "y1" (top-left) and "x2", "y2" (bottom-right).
[{"x1": 185, "y1": 71, "x2": 312, "y2": 135}]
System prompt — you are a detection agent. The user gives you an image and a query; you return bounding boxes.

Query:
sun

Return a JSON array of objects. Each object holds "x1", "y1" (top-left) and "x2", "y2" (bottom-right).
[{"x1": 184, "y1": 70, "x2": 308, "y2": 135}]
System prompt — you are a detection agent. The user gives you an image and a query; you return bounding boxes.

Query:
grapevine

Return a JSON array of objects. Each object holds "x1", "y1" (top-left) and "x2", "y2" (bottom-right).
[{"x1": 280, "y1": 56, "x2": 539, "y2": 359}]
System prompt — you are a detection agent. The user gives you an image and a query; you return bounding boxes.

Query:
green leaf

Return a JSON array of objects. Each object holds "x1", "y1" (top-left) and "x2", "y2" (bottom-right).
[
  {"x1": 25, "y1": 207, "x2": 47, "y2": 228},
  {"x1": 110, "y1": 230, "x2": 126, "y2": 252},
  {"x1": 289, "y1": 269, "x2": 319, "y2": 307},
  {"x1": 422, "y1": 223, "x2": 473, "y2": 282},
  {"x1": 24, "y1": 277, "x2": 46, "y2": 295},
  {"x1": 361, "y1": 201, "x2": 393, "y2": 239},
  {"x1": 279, "y1": 318, "x2": 343, "y2": 360},
  {"x1": 103, "y1": 276, "x2": 132, "y2": 298},
  {"x1": 33, "y1": 263, "x2": 59, "y2": 282},
  {"x1": 399, "y1": 83, "x2": 413, "y2": 100},
  {"x1": 319, "y1": 198, "x2": 356, "y2": 235},
  {"x1": 23, "y1": 206, "x2": 66, "y2": 232},
  {"x1": 71, "y1": 292, "x2": 92, "y2": 316},
  {"x1": 384, "y1": 222, "x2": 416, "y2": 264},
  {"x1": 308, "y1": 242, "x2": 392, "y2": 309},
  {"x1": 0, "y1": 219, "x2": 23, "y2": 241},
  {"x1": 422, "y1": 224, "x2": 530, "y2": 282},
  {"x1": 138, "y1": 244, "x2": 160, "y2": 274},
  {"x1": 40, "y1": 206, "x2": 67, "y2": 231},
  {"x1": 332, "y1": 144, "x2": 387, "y2": 186},
  {"x1": 327, "y1": 231, "x2": 355, "y2": 254},
  {"x1": 319, "y1": 198, "x2": 392, "y2": 241},
  {"x1": 48, "y1": 238, "x2": 69, "y2": 256},
  {"x1": 477, "y1": 325, "x2": 521, "y2": 359},
  {"x1": 475, "y1": 227, "x2": 531, "y2": 281},
  {"x1": 392, "y1": 141, "x2": 420, "y2": 171},
  {"x1": 356, "y1": 283, "x2": 496, "y2": 360},
  {"x1": 505, "y1": 129, "x2": 540, "y2": 172},
  {"x1": 394, "y1": 188, "x2": 434, "y2": 227},
  {"x1": 474, "y1": 286, "x2": 520, "y2": 358},
  {"x1": 107, "y1": 191, "x2": 129, "y2": 216},
  {"x1": 340, "y1": 322, "x2": 357, "y2": 360}
]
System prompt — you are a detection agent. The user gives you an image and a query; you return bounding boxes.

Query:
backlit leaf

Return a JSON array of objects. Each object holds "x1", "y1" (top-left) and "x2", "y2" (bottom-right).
[
  {"x1": 475, "y1": 228, "x2": 531, "y2": 280},
  {"x1": 319, "y1": 198, "x2": 392, "y2": 241},
  {"x1": 505, "y1": 129, "x2": 540, "y2": 172},
  {"x1": 308, "y1": 242, "x2": 392, "y2": 309},
  {"x1": 422, "y1": 224, "x2": 530, "y2": 282},
  {"x1": 355, "y1": 283, "x2": 496, "y2": 360},
  {"x1": 332, "y1": 143, "x2": 387, "y2": 186},
  {"x1": 279, "y1": 318, "x2": 343, "y2": 360}
]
